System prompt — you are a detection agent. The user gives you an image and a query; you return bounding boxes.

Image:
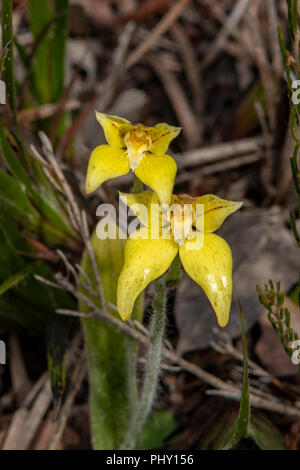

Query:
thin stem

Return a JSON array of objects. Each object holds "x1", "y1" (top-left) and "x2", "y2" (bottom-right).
[
  {"x1": 126, "y1": 331, "x2": 140, "y2": 417},
  {"x1": 120, "y1": 275, "x2": 167, "y2": 450},
  {"x1": 133, "y1": 174, "x2": 143, "y2": 193},
  {"x1": 166, "y1": 253, "x2": 181, "y2": 287}
]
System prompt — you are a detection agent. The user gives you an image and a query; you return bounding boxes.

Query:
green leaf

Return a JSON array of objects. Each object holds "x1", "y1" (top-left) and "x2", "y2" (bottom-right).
[
  {"x1": 0, "y1": 212, "x2": 32, "y2": 254},
  {"x1": 0, "y1": 263, "x2": 35, "y2": 296},
  {"x1": 249, "y1": 412, "x2": 287, "y2": 450},
  {"x1": 52, "y1": 0, "x2": 69, "y2": 101},
  {"x1": 0, "y1": 264, "x2": 50, "y2": 331},
  {"x1": 14, "y1": 36, "x2": 41, "y2": 104},
  {"x1": 0, "y1": 291, "x2": 47, "y2": 331},
  {"x1": 2, "y1": 0, "x2": 17, "y2": 122},
  {"x1": 166, "y1": 253, "x2": 181, "y2": 288},
  {"x1": 0, "y1": 264, "x2": 71, "y2": 331},
  {"x1": 27, "y1": 0, "x2": 69, "y2": 104},
  {"x1": 0, "y1": 123, "x2": 33, "y2": 188},
  {"x1": 27, "y1": 0, "x2": 52, "y2": 103},
  {"x1": 0, "y1": 220, "x2": 24, "y2": 281},
  {"x1": 0, "y1": 168, "x2": 41, "y2": 227},
  {"x1": 231, "y1": 302, "x2": 250, "y2": 445},
  {"x1": 139, "y1": 410, "x2": 177, "y2": 450},
  {"x1": 80, "y1": 230, "x2": 144, "y2": 450},
  {"x1": 0, "y1": 125, "x2": 78, "y2": 242},
  {"x1": 0, "y1": 218, "x2": 74, "y2": 331},
  {"x1": 47, "y1": 313, "x2": 74, "y2": 408},
  {"x1": 198, "y1": 408, "x2": 237, "y2": 450},
  {"x1": 0, "y1": 262, "x2": 73, "y2": 331}
]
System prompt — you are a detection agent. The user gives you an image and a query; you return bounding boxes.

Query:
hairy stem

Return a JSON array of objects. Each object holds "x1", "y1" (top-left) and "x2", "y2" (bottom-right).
[{"x1": 121, "y1": 274, "x2": 167, "y2": 450}]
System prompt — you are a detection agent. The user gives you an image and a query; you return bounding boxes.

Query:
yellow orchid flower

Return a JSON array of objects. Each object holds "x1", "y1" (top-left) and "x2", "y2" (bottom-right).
[
  {"x1": 85, "y1": 112, "x2": 181, "y2": 205},
  {"x1": 117, "y1": 191, "x2": 243, "y2": 326}
]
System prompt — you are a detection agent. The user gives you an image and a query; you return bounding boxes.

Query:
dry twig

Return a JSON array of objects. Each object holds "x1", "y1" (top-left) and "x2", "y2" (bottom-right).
[
  {"x1": 125, "y1": 0, "x2": 191, "y2": 70},
  {"x1": 171, "y1": 22, "x2": 204, "y2": 123},
  {"x1": 200, "y1": 0, "x2": 251, "y2": 70},
  {"x1": 175, "y1": 135, "x2": 273, "y2": 169},
  {"x1": 149, "y1": 54, "x2": 199, "y2": 148}
]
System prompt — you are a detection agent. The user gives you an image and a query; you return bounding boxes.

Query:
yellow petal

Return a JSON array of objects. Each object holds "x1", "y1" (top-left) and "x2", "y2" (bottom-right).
[
  {"x1": 134, "y1": 154, "x2": 177, "y2": 206},
  {"x1": 149, "y1": 123, "x2": 181, "y2": 156},
  {"x1": 119, "y1": 190, "x2": 159, "y2": 227},
  {"x1": 179, "y1": 233, "x2": 233, "y2": 327},
  {"x1": 85, "y1": 145, "x2": 130, "y2": 193},
  {"x1": 117, "y1": 228, "x2": 178, "y2": 320},
  {"x1": 95, "y1": 112, "x2": 131, "y2": 148},
  {"x1": 195, "y1": 194, "x2": 243, "y2": 233}
]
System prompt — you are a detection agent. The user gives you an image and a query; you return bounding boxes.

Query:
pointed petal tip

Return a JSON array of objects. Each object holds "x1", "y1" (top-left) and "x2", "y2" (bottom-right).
[
  {"x1": 85, "y1": 181, "x2": 95, "y2": 194},
  {"x1": 118, "y1": 308, "x2": 131, "y2": 322},
  {"x1": 95, "y1": 110, "x2": 103, "y2": 121},
  {"x1": 168, "y1": 125, "x2": 182, "y2": 134},
  {"x1": 119, "y1": 191, "x2": 130, "y2": 204},
  {"x1": 117, "y1": 290, "x2": 135, "y2": 322},
  {"x1": 225, "y1": 199, "x2": 243, "y2": 211},
  {"x1": 216, "y1": 314, "x2": 229, "y2": 328},
  {"x1": 227, "y1": 200, "x2": 243, "y2": 215},
  {"x1": 235, "y1": 201, "x2": 244, "y2": 210}
]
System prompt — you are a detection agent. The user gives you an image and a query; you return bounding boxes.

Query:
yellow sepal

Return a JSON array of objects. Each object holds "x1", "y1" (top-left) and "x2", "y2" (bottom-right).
[
  {"x1": 134, "y1": 154, "x2": 177, "y2": 206},
  {"x1": 119, "y1": 190, "x2": 159, "y2": 227},
  {"x1": 95, "y1": 112, "x2": 131, "y2": 148},
  {"x1": 149, "y1": 123, "x2": 181, "y2": 156},
  {"x1": 179, "y1": 233, "x2": 233, "y2": 327},
  {"x1": 195, "y1": 194, "x2": 243, "y2": 233},
  {"x1": 85, "y1": 145, "x2": 130, "y2": 194},
  {"x1": 117, "y1": 228, "x2": 178, "y2": 321}
]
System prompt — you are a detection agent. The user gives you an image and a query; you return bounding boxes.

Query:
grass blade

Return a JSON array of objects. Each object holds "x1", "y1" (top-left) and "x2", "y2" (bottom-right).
[
  {"x1": 249, "y1": 412, "x2": 286, "y2": 450},
  {"x1": 52, "y1": 0, "x2": 69, "y2": 101},
  {"x1": 231, "y1": 301, "x2": 250, "y2": 445},
  {"x1": 28, "y1": 0, "x2": 52, "y2": 103},
  {"x1": 47, "y1": 313, "x2": 73, "y2": 408},
  {"x1": 0, "y1": 264, "x2": 35, "y2": 296},
  {"x1": 2, "y1": 0, "x2": 17, "y2": 122},
  {"x1": 0, "y1": 169, "x2": 41, "y2": 227}
]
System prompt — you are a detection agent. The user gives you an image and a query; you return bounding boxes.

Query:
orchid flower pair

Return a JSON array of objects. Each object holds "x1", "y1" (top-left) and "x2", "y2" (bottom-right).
[{"x1": 85, "y1": 112, "x2": 242, "y2": 326}]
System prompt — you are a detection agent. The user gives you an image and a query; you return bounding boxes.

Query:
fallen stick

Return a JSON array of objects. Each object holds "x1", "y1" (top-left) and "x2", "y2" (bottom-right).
[
  {"x1": 175, "y1": 135, "x2": 273, "y2": 169},
  {"x1": 176, "y1": 152, "x2": 262, "y2": 184}
]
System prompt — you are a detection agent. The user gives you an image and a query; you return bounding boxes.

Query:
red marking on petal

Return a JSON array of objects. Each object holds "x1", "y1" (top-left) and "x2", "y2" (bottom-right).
[
  {"x1": 152, "y1": 131, "x2": 171, "y2": 143},
  {"x1": 204, "y1": 205, "x2": 225, "y2": 214}
]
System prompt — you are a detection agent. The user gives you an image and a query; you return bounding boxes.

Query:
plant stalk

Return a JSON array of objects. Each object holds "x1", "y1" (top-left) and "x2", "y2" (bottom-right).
[
  {"x1": 133, "y1": 174, "x2": 143, "y2": 193},
  {"x1": 121, "y1": 274, "x2": 167, "y2": 449}
]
